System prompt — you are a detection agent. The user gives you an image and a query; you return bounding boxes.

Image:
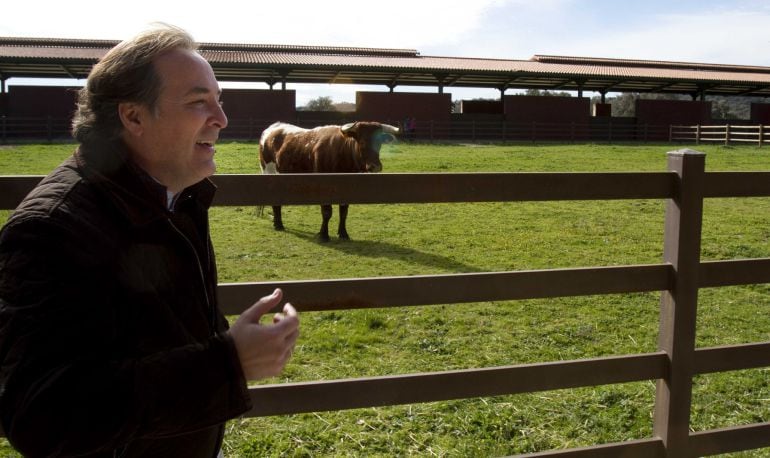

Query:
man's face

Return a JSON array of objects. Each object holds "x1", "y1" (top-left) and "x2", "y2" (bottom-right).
[{"x1": 122, "y1": 49, "x2": 227, "y2": 193}]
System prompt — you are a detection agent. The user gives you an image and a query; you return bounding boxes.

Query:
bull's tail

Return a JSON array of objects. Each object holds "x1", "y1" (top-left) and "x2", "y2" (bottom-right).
[
  {"x1": 261, "y1": 161, "x2": 278, "y2": 175},
  {"x1": 257, "y1": 128, "x2": 281, "y2": 217}
]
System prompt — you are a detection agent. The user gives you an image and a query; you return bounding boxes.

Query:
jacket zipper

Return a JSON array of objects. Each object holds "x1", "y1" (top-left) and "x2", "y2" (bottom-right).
[{"x1": 166, "y1": 218, "x2": 216, "y2": 333}]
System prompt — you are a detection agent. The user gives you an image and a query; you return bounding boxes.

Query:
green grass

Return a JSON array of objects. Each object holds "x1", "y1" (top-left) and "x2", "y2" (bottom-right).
[{"x1": 1, "y1": 141, "x2": 769, "y2": 457}]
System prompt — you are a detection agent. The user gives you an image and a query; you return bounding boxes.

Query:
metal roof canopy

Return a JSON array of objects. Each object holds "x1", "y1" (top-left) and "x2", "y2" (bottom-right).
[{"x1": 1, "y1": 37, "x2": 770, "y2": 98}]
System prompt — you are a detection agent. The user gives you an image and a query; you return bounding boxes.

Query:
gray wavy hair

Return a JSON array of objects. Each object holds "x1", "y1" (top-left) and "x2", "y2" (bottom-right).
[{"x1": 71, "y1": 23, "x2": 197, "y2": 145}]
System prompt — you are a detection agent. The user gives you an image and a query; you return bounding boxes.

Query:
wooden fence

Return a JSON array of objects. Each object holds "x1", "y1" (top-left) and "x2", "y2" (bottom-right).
[
  {"x1": 1, "y1": 149, "x2": 770, "y2": 456},
  {"x1": 670, "y1": 124, "x2": 768, "y2": 147}
]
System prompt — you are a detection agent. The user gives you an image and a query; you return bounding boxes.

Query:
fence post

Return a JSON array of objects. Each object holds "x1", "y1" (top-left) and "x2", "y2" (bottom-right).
[
  {"x1": 695, "y1": 125, "x2": 700, "y2": 145},
  {"x1": 725, "y1": 124, "x2": 731, "y2": 146},
  {"x1": 759, "y1": 124, "x2": 764, "y2": 148},
  {"x1": 653, "y1": 149, "x2": 705, "y2": 457}
]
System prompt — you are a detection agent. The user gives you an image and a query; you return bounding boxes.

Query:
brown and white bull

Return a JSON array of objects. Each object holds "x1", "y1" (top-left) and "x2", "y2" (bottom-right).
[{"x1": 258, "y1": 121, "x2": 399, "y2": 241}]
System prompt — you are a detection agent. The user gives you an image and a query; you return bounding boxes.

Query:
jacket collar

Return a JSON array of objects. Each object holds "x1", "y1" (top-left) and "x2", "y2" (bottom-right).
[{"x1": 74, "y1": 141, "x2": 216, "y2": 226}]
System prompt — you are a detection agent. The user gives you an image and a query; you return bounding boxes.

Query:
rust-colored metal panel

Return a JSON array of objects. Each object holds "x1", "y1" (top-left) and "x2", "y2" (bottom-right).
[
  {"x1": 355, "y1": 91, "x2": 452, "y2": 128},
  {"x1": 636, "y1": 99, "x2": 713, "y2": 125},
  {"x1": 246, "y1": 352, "x2": 667, "y2": 416},
  {"x1": 750, "y1": 103, "x2": 770, "y2": 124},
  {"x1": 217, "y1": 264, "x2": 672, "y2": 315},
  {"x1": 503, "y1": 96, "x2": 591, "y2": 124},
  {"x1": 7, "y1": 86, "x2": 79, "y2": 118}
]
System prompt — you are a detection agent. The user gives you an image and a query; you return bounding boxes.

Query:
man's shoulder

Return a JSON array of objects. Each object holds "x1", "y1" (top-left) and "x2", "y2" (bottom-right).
[{"x1": 7, "y1": 157, "x2": 90, "y2": 224}]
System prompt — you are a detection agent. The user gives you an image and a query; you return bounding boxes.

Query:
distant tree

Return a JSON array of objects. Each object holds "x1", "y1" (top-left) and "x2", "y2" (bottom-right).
[
  {"x1": 333, "y1": 102, "x2": 356, "y2": 113},
  {"x1": 707, "y1": 95, "x2": 754, "y2": 120},
  {"x1": 302, "y1": 96, "x2": 336, "y2": 111},
  {"x1": 524, "y1": 89, "x2": 572, "y2": 97},
  {"x1": 608, "y1": 93, "x2": 638, "y2": 117},
  {"x1": 599, "y1": 92, "x2": 760, "y2": 120}
]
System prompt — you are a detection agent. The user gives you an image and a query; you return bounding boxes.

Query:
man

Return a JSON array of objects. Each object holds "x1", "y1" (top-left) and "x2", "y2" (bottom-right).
[{"x1": 0, "y1": 24, "x2": 299, "y2": 457}]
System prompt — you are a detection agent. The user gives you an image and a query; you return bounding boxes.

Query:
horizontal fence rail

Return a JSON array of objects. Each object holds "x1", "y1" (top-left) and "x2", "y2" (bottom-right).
[
  {"x1": 1, "y1": 151, "x2": 770, "y2": 456},
  {"x1": 247, "y1": 352, "x2": 669, "y2": 416}
]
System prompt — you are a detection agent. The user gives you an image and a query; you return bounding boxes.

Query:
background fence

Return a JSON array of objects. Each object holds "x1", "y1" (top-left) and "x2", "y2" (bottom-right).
[
  {"x1": 0, "y1": 116, "x2": 684, "y2": 143},
  {"x1": 4, "y1": 115, "x2": 768, "y2": 145},
  {"x1": 670, "y1": 124, "x2": 768, "y2": 146},
  {"x1": 1, "y1": 150, "x2": 770, "y2": 456}
]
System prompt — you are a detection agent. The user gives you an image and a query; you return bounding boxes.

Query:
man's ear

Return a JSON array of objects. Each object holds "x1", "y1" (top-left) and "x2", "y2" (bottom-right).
[{"x1": 118, "y1": 102, "x2": 145, "y2": 137}]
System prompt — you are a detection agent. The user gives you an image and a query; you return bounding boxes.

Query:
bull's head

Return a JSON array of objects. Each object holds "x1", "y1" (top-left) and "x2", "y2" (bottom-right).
[{"x1": 340, "y1": 122, "x2": 399, "y2": 173}]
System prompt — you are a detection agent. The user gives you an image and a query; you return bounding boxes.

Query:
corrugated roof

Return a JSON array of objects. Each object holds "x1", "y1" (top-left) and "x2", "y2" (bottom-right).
[{"x1": 1, "y1": 37, "x2": 769, "y2": 97}]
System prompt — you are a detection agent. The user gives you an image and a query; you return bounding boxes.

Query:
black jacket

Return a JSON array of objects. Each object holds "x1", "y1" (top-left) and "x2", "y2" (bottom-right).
[{"x1": 0, "y1": 144, "x2": 251, "y2": 457}]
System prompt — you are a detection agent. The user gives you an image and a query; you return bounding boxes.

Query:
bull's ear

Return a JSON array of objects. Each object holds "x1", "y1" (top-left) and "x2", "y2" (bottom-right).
[{"x1": 340, "y1": 122, "x2": 359, "y2": 136}]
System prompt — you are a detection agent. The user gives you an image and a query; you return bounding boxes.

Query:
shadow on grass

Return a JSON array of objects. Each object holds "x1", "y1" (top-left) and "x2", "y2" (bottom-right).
[{"x1": 282, "y1": 228, "x2": 482, "y2": 274}]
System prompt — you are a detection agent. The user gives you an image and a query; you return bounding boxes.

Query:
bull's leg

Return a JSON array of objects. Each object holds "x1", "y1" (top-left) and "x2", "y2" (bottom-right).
[
  {"x1": 319, "y1": 204, "x2": 332, "y2": 242},
  {"x1": 272, "y1": 205, "x2": 285, "y2": 231},
  {"x1": 338, "y1": 204, "x2": 350, "y2": 240}
]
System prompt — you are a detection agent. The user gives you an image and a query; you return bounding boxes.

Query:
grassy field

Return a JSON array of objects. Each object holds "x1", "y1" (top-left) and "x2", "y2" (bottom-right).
[{"x1": 1, "y1": 141, "x2": 769, "y2": 457}]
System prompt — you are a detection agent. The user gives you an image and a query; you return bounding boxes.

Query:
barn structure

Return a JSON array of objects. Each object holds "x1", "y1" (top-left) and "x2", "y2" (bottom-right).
[{"x1": 1, "y1": 37, "x2": 770, "y2": 140}]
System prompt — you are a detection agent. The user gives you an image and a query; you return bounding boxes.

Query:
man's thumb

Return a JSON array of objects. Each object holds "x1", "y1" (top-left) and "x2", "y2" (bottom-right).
[{"x1": 241, "y1": 288, "x2": 282, "y2": 322}]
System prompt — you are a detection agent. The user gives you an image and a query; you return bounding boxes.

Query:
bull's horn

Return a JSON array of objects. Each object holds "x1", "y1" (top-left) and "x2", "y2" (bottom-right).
[
  {"x1": 340, "y1": 122, "x2": 358, "y2": 133},
  {"x1": 381, "y1": 123, "x2": 400, "y2": 135}
]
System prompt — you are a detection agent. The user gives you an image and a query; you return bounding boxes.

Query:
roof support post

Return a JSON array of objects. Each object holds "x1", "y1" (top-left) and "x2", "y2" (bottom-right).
[
  {"x1": 600, "y1": 90, "x2": 607, "y2": 104},
  {"x1": 0, "y1": 77, "x2": 7, "y2": 117},
  {"x1": 499, "y1": 85, "x2": 508, "y2": 116},
  {"x1": 433, "y1": 73, "x2": 448, "y2": 94},
  {"x1": 279, "y1": 71, "x2": 289, "y2": 91}
]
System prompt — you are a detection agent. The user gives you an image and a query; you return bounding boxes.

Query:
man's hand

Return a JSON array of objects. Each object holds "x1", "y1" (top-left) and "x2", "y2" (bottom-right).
[{"x1": 228, "y1": 288, "x2": 299, "y2": 381}]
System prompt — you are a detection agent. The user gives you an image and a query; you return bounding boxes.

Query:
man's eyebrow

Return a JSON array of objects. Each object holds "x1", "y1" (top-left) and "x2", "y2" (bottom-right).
[{"x1": 185, "y1": 86, "x2": 222, "y2": 97}]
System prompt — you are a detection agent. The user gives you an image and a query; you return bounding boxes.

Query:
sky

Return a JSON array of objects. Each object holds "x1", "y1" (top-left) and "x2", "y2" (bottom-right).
[{"x1": 3, "y1": 0, "x2": 770, "y2": 106}]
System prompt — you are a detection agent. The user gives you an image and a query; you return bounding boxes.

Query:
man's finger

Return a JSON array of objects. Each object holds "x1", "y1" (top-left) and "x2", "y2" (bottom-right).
[{"x1": 282, "y1": 303, "x2": 297, "y2": 317}]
